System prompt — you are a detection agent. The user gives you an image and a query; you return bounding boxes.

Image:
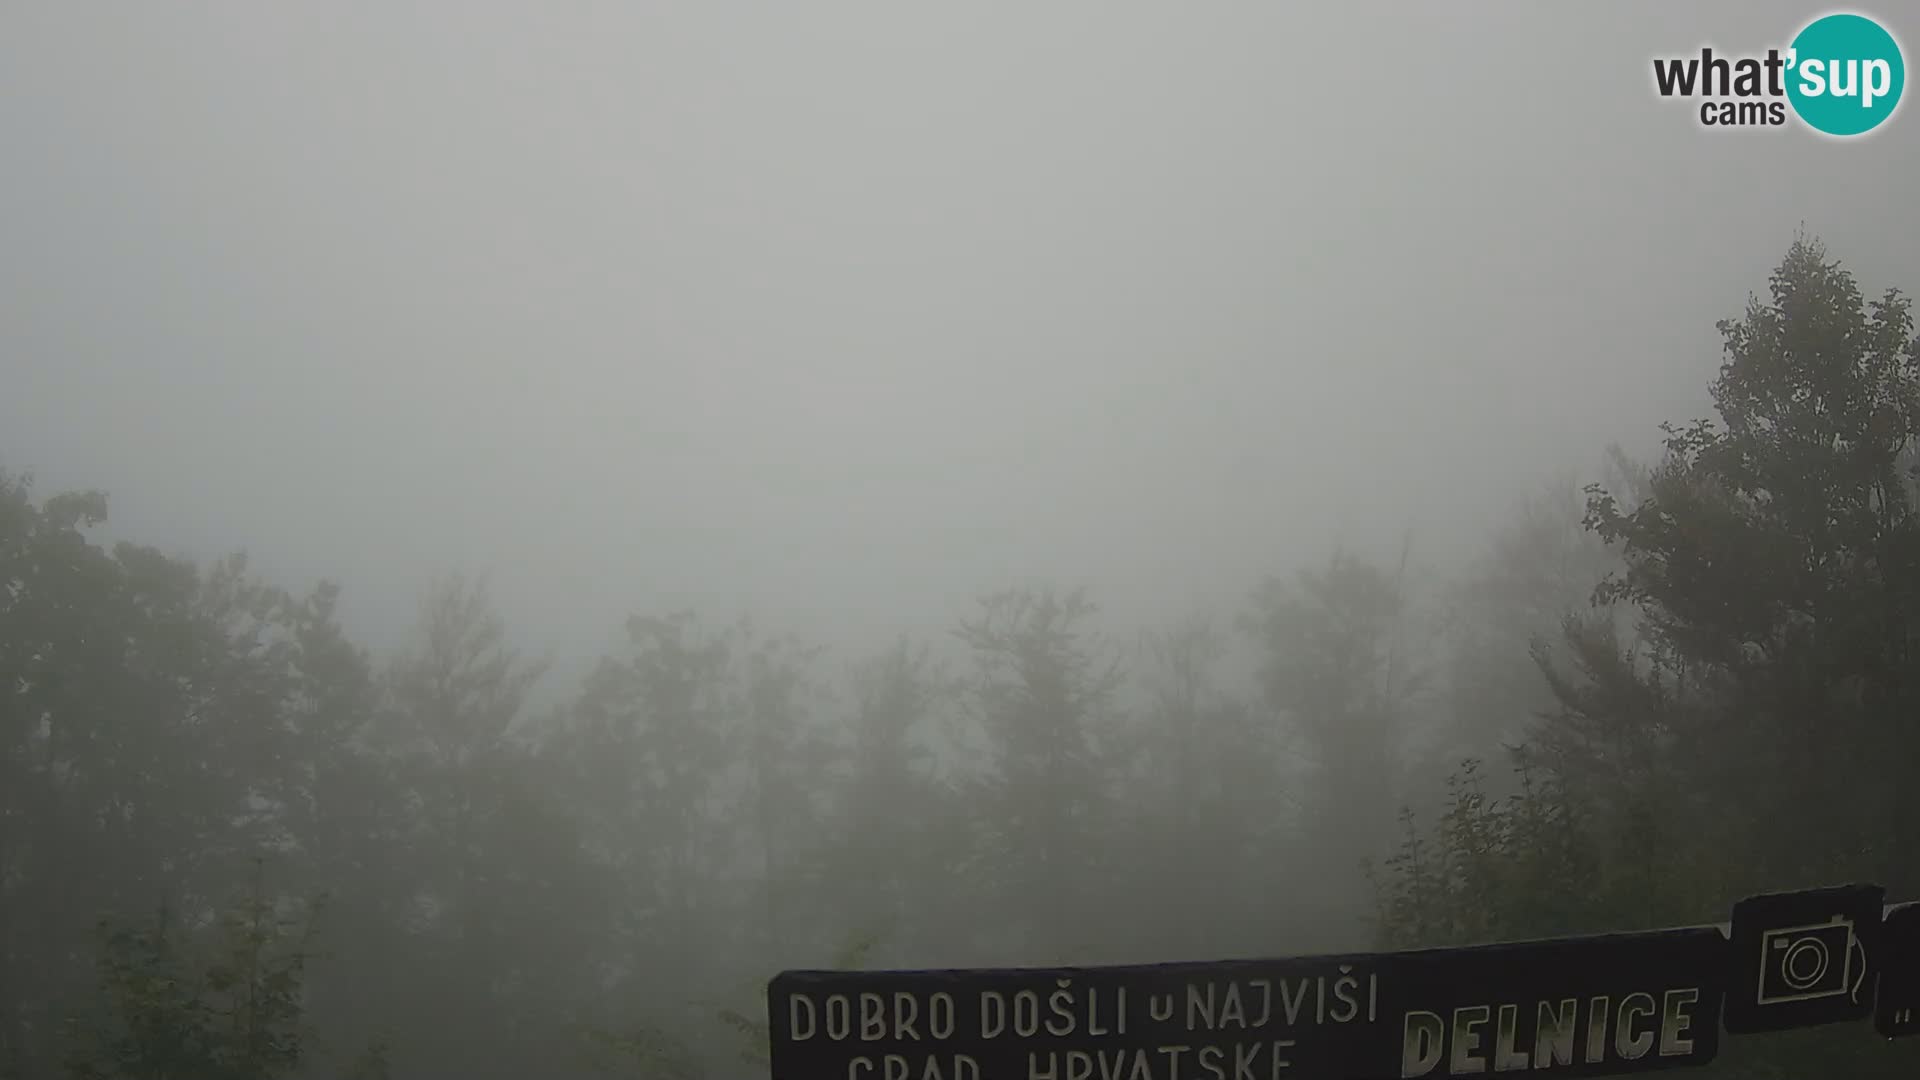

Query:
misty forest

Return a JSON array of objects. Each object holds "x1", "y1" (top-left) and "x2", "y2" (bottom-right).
[{"x1": 5, "y1": 234, "x2": 1920, "y2": 1080}]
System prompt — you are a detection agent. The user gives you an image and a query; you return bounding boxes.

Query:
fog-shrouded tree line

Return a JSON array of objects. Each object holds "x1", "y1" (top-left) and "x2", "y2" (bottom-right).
[{"x1": 4, "y1": 236, "x2": 1918, "y2": 1079}]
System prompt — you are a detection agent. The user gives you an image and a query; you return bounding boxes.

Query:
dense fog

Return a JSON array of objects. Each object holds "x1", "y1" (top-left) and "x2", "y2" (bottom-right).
[{"x1": 4, "y1": 3, "x2": 1919, "y2": 1079}]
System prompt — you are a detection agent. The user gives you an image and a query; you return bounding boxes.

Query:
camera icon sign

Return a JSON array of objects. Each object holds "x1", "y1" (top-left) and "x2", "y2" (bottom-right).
[
  {"x1": 1725, "y1": 883, "x2": 1884, "y2": 1034},
  {"x1": 1756, "y1": 916, "x2": 1867, "y2": 1006}
]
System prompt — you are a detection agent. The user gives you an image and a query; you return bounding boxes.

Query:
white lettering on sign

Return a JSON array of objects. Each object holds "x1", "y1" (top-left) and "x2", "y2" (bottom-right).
[
  {"x1": 1399, "y1": 988, "x2": 1705, "y2": 1077},
  {"x1": 1533, "y1": 999, "x2": 1576, "y2": 1068},
  {"x1": 1659, "y1": 988, "x2": 1697, "y2": 1056},
  {"x1": 1492, "y1": 1005, "x2": 1528, "y2": 1072},
  {"x1": 1585, "y1": 996, "x2": 1607, "y2": 1065},
  {"x1": 833, "y1": 995, "x2": 856, "y2": 1040},
  {"x1": 1615, "y1": 993, "x2": 1655, "y2": 1061},
  {"x1": 1027, "y1": 1040, "x2": 1298, "y2": 1080},
  {"x1": 1448, "y1": 1004, "x2": 1489, "y2": 1075},
  {"x1": 782, "y1": 965, "x2": 1378, "y2": 1079},
  {"x1": 790, "y1": 992, "x2": 959, "y2": 1042},
  {"x1": 1181, "y1": 971, "x2": 1378, "y2": 1033},
  {"x1": 979, "y1": 984, "x2": 1132, "y2": 1039},
  {"x1": 848, "y1": 1054, "x2": 979, "y2": 1080}
]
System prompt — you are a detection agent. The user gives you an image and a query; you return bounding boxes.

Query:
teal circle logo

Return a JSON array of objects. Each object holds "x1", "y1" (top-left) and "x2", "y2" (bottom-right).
[{"x1": 1786, "y1": 13, "x2": 1905, "y2": 136}]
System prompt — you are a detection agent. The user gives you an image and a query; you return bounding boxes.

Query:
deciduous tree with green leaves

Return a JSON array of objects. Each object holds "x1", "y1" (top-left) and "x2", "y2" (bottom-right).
[{"x1": 1376, "y1": 235, "x2": 1920, "y2": 1077}]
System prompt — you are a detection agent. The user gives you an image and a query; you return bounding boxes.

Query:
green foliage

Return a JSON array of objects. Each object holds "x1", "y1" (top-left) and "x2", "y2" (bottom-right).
[
  {"x1": 712, "y1": 932, "x2": 881, "y2": 1072},
  {"x1": 1374, "y1": 236, "x2": 1920, "y2": 1076},
  {"x1": 1112, "y1": 618, "x2": 1279, "y2": 956},
  {"x1": 9, "y1": 234, "x2": 1920, "y2": 1080},
  {"x1": 1243, "y1": 547, "x2": 1427, "y2": 945},
  {"x1": 574, "y1": 1024, "x2": 706, "y2": 1080},
  {"x1": 955, "y1": 587, "x2": 1123, "y2": 961},
  {"x1": 1371, "y1": 760, "x2": 1598, "y2": 949},
  {"x1": 63, "y1": 870, "x2": 318, "y2": 1080}
]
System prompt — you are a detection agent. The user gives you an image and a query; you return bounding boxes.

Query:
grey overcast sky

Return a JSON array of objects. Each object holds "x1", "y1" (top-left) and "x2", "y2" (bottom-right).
[{"x1": 3, "y1": 2, "x2": 1916, "y2": 666}]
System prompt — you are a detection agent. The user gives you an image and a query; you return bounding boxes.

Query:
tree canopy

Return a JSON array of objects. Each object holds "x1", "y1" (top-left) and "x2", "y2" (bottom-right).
[{"x1": 2, "y1": 237, "x2": 1916, "y2": 1078}]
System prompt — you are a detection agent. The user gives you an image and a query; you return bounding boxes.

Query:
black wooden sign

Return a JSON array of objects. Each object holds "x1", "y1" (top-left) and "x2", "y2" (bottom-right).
[
  {"x1": 1876, "y1": 901, "x2": 1920, "y2": 1038},
  {"x1": 769, "y1": 926, "x2": 1726, "y2": 1080},
  {"x1": 769, "y1": 884, "x2": 1917, "y2": 1080}
]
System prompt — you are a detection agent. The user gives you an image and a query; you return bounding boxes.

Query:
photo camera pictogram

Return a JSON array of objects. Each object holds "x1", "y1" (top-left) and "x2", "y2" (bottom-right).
[
  {"x1": 1756, "y1": 915, "x2": 1866, "y2": 1006},
  {"x1": 1724, "y1": 883, "x2": 1883, "y2": 1033}
]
